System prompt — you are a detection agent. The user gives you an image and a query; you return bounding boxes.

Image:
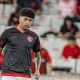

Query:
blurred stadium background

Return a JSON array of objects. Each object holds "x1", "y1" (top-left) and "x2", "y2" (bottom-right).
[{"x1": 0, "y1": 0, "x2": 80, "y2": 80}]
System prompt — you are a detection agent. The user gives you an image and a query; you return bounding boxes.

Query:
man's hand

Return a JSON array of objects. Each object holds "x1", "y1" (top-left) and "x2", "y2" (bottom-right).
[{"x1": 34, "y1": 69, "x2": 40, "y2": 80}]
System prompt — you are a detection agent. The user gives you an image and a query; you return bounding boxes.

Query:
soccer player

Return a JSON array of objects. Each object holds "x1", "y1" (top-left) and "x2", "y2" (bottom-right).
[{"x1": 0, "y1": 8, "x2": 41, "y2": 80}]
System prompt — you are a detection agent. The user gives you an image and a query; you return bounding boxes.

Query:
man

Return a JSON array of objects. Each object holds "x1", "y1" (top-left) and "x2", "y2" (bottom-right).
[{"x1": 0, "y1": 8, "x2": 41, "y2": 80}]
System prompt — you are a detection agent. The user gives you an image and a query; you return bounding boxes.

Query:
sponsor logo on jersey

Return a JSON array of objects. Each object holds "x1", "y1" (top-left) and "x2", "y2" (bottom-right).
[{"x1": 27, "y1": 36, "x2": 33, "y2": 42}]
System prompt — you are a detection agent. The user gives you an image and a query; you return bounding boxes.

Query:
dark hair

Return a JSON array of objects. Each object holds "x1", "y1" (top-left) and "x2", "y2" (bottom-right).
[
  {"x1": 19, "y1": 8, "x2": 35, "y2": 19},
  {"x1": 63, "y1": 16, "x2": 74, "y2": 28},
  {"x1": 64, "y1": 16, "x2": 73, "y2": 24},
  {"x1": 64, "y1": 16, "x2": 72, "y2": 22},
  {"x1": 67, "y1": 35, "x2": 76, "y2": 41}
]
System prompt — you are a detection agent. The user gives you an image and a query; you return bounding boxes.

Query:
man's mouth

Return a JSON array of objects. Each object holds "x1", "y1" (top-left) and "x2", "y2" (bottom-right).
[{"x1": 25, "y1": 25, "x2": 29, "y2": 28}]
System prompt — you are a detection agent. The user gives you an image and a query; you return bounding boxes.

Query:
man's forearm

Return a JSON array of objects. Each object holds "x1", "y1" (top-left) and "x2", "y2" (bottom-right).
[{"x1": 35, "y1": 52, "x2": 41, "y2": 70}]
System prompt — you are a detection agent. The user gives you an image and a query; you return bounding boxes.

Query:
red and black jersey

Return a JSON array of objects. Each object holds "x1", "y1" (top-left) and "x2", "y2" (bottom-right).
[{"x1": 0, "y1": 27, "x2": 40, "y2": 75}]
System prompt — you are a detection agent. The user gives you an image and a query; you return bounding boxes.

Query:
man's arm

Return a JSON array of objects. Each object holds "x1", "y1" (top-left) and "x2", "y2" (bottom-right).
[
  {"x1": 35, "y1": 52, "x2": 41, "y2": 70},
  {"x1": 0, "y1": 30, "x2": 7, "y2": 54},
  {"x1": 32, "y1": 34, "x2": 41, "y2": 79},
  {"x1": 34, "y1": 52, "x2": 41, "y2": 79}
]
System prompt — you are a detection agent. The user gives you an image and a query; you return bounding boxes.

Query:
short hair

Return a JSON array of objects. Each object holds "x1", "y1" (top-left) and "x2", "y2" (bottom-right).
[
  {"x1": 67, "y1": 35, "x2": 76, "y2": 41},
  {"x1": 64, "y1": 16, "x2": 72, "y2": 21},
  {"x1": 19, "y1": 8, "x2": 35, "y2": 19}
]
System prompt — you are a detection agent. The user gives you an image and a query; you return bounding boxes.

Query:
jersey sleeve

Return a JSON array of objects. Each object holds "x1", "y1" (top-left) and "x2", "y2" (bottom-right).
[
  {"x1": 33, "y1": 35, "x2": 40, "y2": 52},
  {"x1": 0, "y1": 30, "x2": 7, "y2": 49}
]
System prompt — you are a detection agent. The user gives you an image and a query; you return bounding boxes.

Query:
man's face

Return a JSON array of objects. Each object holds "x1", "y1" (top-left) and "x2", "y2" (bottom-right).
[{"x1": 19, "y1": 16, "x2": 33, "y2": 30}]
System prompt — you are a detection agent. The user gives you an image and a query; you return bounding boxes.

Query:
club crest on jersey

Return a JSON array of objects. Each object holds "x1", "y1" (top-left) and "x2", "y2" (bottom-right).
[{"x1": 27, "y1": 36, "x2": 33, "y2": 42}]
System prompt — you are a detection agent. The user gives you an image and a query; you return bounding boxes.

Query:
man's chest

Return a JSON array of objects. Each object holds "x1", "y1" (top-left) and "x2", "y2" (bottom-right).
[{"x1": 7, "y1": 33, "x2": 36, "y2": 47}]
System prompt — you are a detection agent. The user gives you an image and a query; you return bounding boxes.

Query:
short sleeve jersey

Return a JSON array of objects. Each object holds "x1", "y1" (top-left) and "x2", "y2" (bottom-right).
[{"x1": 0, "y1": 27, "x2": 40, "y2": 75}]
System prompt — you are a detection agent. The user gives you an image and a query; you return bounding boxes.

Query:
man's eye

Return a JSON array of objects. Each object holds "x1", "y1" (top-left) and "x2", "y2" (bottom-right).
[
  {"x1": 29, "y1": 20, "x2": 32, "y2": 22},
  {"x1": 25, "y1": 19, "x2": 32, "y2": 21},
  {"x1": 24, "y1": 19, "x2": 27, "y2": 20}
]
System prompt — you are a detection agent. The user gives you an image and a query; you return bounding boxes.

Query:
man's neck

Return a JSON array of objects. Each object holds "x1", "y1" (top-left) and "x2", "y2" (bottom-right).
[{"x1": 16, "y1": 25, "x2": 27, "y2": 33}]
